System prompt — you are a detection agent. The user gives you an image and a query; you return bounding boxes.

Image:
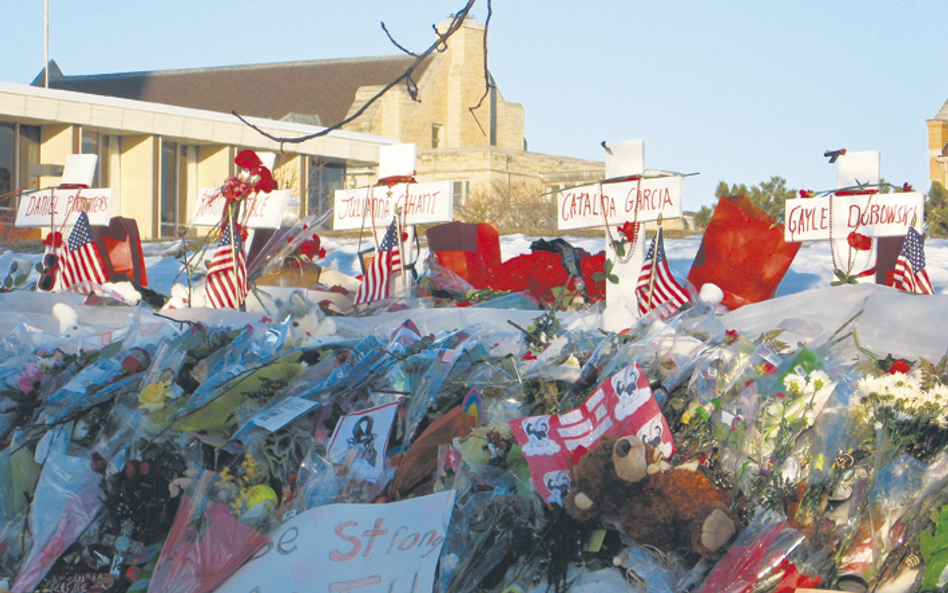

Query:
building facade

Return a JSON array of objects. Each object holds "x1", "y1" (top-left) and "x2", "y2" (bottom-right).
[
  {"x1": 928, "y1": 99, "x2": 948, "y2": 189},
  {"x1": 40, "y1": 18, "x2": 605, "y2": 227},
  {"x1": 0, "y1": 81, "x2": 396, "y2": 239}
]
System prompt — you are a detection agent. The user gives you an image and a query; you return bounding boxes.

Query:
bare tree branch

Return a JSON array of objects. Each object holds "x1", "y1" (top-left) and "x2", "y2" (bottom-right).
[
  {"x1": 234, "y1": 0, "x2": 480, "y2": 146},
  {"x1": 381, "y1": 22, "x2": 418, "y2": 57},
  {"x1": 468, "y1": 0, "x2": 494, "y2": 137}
]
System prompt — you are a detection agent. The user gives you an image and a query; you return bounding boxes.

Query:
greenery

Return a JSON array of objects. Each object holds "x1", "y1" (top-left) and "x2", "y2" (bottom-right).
[
  {"x1": 693, "y1": 176, "x2": 797, "y2": 229},
  {"x1": 927, "y1": 181, "x2": 948, "y2": 238}
]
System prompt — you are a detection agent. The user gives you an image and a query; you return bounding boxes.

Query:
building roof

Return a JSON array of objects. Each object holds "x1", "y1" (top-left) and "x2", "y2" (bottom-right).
[
  {"x1": 935, "y1": 97, "x2": 948, "y2": 121},
  {"x1": 38, "y1": 55, "x2": 434, "y2": 127}
]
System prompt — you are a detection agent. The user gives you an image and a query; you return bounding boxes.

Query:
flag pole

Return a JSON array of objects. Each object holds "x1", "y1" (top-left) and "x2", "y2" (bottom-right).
[{"x1": 645, "y1": 214, "x2": 663, "y2": 309}]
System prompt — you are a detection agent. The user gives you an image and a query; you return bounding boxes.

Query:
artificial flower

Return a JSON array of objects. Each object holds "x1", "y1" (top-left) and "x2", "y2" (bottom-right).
[{"x1": 847, "y1": 232, "x2": 872, "y2": 251}]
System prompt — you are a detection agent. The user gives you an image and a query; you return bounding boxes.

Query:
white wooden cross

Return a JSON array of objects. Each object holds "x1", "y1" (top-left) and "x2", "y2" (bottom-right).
[
  {"x1": 192, "y1": 152, "x2": 294, "y2": 230},
  {"x1": 555, "y1": 139, "x2": 684, "y2": 326},
  {"x1": 332, "y1": 143, "x2": 456, "y2": 296},
  {"x1": 15, "y1": 154, "x2": 116, "y2": 228},
  {"x1": 783, "y1": 150, "x2": 924, "y2": 282}
]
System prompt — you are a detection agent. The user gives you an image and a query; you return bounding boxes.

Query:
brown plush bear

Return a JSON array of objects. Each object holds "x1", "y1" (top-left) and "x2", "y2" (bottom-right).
[{"x1": 564, "y1": 434, "x2": 736, "y2": 559}]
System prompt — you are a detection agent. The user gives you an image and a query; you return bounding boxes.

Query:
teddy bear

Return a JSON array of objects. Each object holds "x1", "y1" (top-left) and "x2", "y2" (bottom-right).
[{"x1": 564, "y1": 434, "x2": 737, "y2": 559}]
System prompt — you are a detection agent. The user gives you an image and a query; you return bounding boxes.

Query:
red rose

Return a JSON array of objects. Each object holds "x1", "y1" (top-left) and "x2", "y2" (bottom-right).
[
  {"x1": 902, "y1": 183, "x2": 913, "y2": 192},
  {"x1": 886, "y1": 359, "x2": 911, "y2": 374},
  {"x1": 618, "y1": 221, "x2": 638, "y2": 244},
  {"x1": 299, "y1": 237, "x2": 321, "y2": 259},
  {"x1": 235, "y1": 149, "x2": 262, "y2": 171},
  {"x1": 847, "y1": 232, "x2": 872, "y2": 251},
  {"x1": 799, "y1": 190, "x2": 815, "y2": 199}
]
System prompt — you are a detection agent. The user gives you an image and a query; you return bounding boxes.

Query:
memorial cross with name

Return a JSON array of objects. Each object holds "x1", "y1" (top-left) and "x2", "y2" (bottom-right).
[
  {"x1": 555, "y1": 139, "x2": 684, "y2": 321},
  {"x1": 333, "y1": 144, "x2": 457, "y2": 294},
  {"x1": 782, "y1": 150, "x2": 924, "y2": 283},
  {"x1": 16, "y1": 154, "x2": 116, "y2": 228}
]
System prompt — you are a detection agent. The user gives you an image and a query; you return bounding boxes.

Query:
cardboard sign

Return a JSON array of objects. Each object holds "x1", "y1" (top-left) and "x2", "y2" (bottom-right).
[
  {"x1": 215, "y1": 490, "x2": 455, "y2": 593},
  {"x1": 556, "y1": 176, "x2": 683, "y2": 231},
  {"x1": 509, "y1": 363, "x2": 673, "y2": 507},
  {"x1": 192, "y1": 188, "x2": 293, "y2": 229},
  {"x1": 327, "y1": 401, "x2": 400, "y2": 483},
  {"x1": 332, "y1": 181, "x2": 454, "y2": 231},
  {"x1": 784, "y1": 191, "x2": 924, "y2": 242},
  {"x1": 15, "y1": 187, "x2": 115, "y2": 227}
]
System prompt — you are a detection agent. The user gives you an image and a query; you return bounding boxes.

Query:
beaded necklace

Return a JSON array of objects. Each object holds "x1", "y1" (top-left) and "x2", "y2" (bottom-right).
[
  {"x1": 828, "y1": 191, "x2": 874, "y2": 274},
  {"x1": 600, "y1": 177, "x2": 642, "y2": 263}
]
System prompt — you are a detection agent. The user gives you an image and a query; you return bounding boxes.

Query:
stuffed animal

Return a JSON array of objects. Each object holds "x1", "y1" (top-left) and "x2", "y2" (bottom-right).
[{"x1": 564, "y1": 434, "x2": 736, "y2": 559}]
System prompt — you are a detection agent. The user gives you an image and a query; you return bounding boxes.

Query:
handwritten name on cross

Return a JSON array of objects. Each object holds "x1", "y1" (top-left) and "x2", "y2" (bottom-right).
[
  {"x1": 333, "y1": 144, "x2": 457, "y2": 293},
  {"x1": 783, "y1": 150, "x2": 924, "y2": 279},
  {"x1": 555, "y1": 140, "x2": 684, "y2": 314},
  {"x1": 16, "y1": 154, "x2": 117, "y2": 227}
]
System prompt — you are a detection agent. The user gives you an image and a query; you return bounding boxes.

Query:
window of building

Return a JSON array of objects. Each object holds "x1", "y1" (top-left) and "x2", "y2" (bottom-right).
[
  {"x1": 432, "y1": 124, "x2": 444, "y2": 149},
  {"x1": 159, "y1": 141, "x2": 193, "y2": 238},
  {"x1": 0, "y1": 123, "x2": 13, "y2": 197},
  {"x1": 307, "y1": 158, "x2": 345, "y2": 217},
  {"x1": 453, "y1": 180, "x2": 469, "y2": 206},
  {"x1": 18, "y1": 125, "x2": 40, "y2": 193}
]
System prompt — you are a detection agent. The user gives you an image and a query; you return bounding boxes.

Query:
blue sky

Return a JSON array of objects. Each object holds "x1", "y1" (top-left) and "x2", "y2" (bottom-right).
[{"x1": 2, "y1": 1, "x2": 946, "y2": 211}]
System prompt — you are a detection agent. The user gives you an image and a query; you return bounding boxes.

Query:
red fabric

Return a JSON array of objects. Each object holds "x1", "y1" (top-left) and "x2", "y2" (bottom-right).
[
  {"x1": 688, "y1": 195, "x2": 801, "y2": 310},
  {"x1": 487, "y1": 250, "x2": 605, "y2": 304},
  {"x1": 427, "y1": 222, "x2": 501, "y2": 289}
]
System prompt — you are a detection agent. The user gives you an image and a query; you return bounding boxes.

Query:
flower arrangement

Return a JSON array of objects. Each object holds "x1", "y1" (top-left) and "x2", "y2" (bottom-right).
[{"x1": 852, "y1": 372, "x2": 948, "y2": 458}]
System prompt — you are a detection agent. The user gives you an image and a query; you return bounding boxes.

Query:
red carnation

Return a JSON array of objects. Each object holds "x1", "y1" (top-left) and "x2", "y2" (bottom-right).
[
  {"x1": 847, "y1": 231, "x2": 872, "y2": 251},
  {"x1": 224, "y1": 177, "x2": 250, "y2": 202},
  {"x1": 42, "y1": 231, "x2": 64, "y2": 248},
  {"x1": 254, "y1": 167, "x2": 278, "y2": 194},
  {"x1": 235, "y1": 149, "x2": 262, "y2": 171}
]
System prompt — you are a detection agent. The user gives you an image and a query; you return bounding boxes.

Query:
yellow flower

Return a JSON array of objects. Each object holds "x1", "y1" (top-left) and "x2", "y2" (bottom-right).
[{"x1": 139, "y1": 380, "x2": 172, "y2": 412}]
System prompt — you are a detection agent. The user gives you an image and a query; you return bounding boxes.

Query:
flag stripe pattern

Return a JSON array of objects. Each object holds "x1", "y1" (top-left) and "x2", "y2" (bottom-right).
[
  {"x1": 635, "y1": 229, "x2": 689, "y2": 315},
  {"x1": 205, "y1": 222, "x2": 249, "y2": 309},
  {"x1": 892, "y1": 227, "x2": 934, "y2": 295},
  {"x1": 355, "y1": 219, "x2": 401, "y2": 305},
  {"x1": 59, "y1": 211, "x2": 107, "y2": 288}
]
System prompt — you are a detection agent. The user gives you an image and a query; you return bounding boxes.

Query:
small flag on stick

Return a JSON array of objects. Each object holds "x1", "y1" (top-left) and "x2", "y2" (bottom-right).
[
  {"x1": 355, "y1": 219, "x2": 401, "y2": 305},
  {"x1": 892, "y1": 226, "x2": 934, "y2": 295},
  {"x1": 635, "y1": 228, "x2": 689, "y2": 315}
]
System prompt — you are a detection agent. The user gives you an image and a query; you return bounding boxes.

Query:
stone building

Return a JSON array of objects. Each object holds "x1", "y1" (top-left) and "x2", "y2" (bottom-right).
[
  {"x1": 40, "y1": 18, "x2": 605, "y2": 227},
  {"x1": 928, "y1": 99, "x2": 948, "y2": 189}
]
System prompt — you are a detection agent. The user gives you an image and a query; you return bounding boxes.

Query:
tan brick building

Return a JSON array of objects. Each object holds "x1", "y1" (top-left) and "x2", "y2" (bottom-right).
[
  {"x1": 42, "y1": 18, "x2": 604, "y2": 225},
  {"x1": 929, "y1": 99, "x2": 948, "y2": 189}
]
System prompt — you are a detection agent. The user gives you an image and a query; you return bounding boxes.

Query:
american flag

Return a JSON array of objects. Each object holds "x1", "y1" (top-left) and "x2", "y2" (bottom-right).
[
  {"x1": 354, "y1": 219, "x2": 401, "y2": 305},
  {"x1": 635, "y1": 228, "x2": 689, "y2": 315},
  {"x1": 892, "y1": 227, "x2": 934, "y2": 295},
  {"x1": 59, "y1": 211, "x2": 107, "y2": 288},
  {"x1": 205, "y1": 222, "x2": 248, "y2": 309}
]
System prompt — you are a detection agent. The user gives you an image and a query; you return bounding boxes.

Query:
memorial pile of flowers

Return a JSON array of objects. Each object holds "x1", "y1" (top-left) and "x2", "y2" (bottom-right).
[{"x1": 2, "y1": 230, "x2": 948, "y2": 593}]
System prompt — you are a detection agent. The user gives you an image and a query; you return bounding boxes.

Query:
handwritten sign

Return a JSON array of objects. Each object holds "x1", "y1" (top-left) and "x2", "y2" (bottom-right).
[
  {"x1": 556, "y1": 176, "x2": 683, "y2": 231},
  {"x1": 333, "y1": 181, "x2": 454, "y2": 231},
  {"x1": 192, "y1": 188, "x2": 293, "y2": 229},
  {"x1": 783, "y1": 191, "x2": 924, "y2": 242},
  {"x1": 15, "y1": 188, "x2": 115, "y2": 227},
  {"x1": 215, "y1": 490, "x2": 455, "y2": 593},
  {"x1": 509, "y1": 363, "x2": 673, "y2": 507}
]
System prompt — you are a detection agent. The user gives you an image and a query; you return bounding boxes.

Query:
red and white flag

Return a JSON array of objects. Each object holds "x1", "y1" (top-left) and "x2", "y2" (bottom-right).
[
  {"x1": 635, "y1": 228, "x2": 689, "y2": 315},
  {"x1": 205, "y1": 222, "x2": 248, "y2": 309},
  {"x1": 59, "y1": 211, "x2": 107, "y2": 288},
  {"x1": 354, "y1": 219, "x2": 401, "y2": 305},
  {"x1": 892, "y1": 226, "x2": 935, "y2": 295}
]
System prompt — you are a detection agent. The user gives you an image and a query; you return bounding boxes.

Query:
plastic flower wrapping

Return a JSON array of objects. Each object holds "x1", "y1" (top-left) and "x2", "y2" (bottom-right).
[{"x1": 6, "y1": 235, "x2": 948, "y2": 593}]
